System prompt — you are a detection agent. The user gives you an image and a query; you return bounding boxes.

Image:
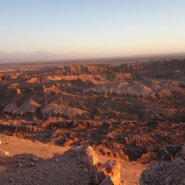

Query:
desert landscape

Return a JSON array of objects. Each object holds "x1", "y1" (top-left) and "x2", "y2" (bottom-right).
[
  {"x1": 1, "y1": 0, "x2": 185, "y2": 184},
  {"x1": 0, "y1": 58, "x2": 185, "y2": 184}
]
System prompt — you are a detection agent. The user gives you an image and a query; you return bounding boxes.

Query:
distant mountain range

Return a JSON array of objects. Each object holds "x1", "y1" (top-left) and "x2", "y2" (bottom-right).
[
  {"x1": 0, "y1": 51, "x2": 71, "y2": 63},
  {"x1": 0, "y1": 51, "x2": 185, "y2": 63}
]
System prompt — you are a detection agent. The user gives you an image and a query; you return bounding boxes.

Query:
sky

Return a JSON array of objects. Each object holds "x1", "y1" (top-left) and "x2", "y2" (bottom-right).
[{"x1": 0, "y1": 0, "x2": 185, "y2": 61}]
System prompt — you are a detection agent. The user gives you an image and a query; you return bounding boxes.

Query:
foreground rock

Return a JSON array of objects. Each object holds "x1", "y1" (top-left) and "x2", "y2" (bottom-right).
[
  {"x1": 0, "y1": 144, "x2": 122, "y2": 185},
  {"x1": 100, "y1": 160, "x2": 121, "y2": 185},
  {"x1": 140, "y1": 151, "x2": 185, "y2": 185},
  {"x1": 72, "y1": 145, "x2": 100, "y2": 167},
  {"x1": 71, "y1": 145, "x2": 122, "y2": 185}
]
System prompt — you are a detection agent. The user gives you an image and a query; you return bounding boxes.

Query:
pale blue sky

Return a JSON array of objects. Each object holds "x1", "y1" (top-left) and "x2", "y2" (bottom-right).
[{"x1": 0, "y1": 0, "x2": 185, "y2": 59}]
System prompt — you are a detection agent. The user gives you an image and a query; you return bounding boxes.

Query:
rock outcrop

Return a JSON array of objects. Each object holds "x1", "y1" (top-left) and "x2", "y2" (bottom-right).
[
  {"x1": 140, "y1": 146, "x2": 185, "y2": 185},
  {"x1": 71, "y1": 145, "x2": 100, "y2": 167},
  {"x1": 71, "y1": 145, "x2": 122, "y2": 185}
]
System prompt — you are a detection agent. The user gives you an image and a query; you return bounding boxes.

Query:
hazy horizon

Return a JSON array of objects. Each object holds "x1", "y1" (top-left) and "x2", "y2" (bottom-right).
[
  {"x1": 1, "y1": 51, "x2": 185, "y2": 64},
  {"x1": 1, "y1": 0, "x2": 185, "y2": 62}
]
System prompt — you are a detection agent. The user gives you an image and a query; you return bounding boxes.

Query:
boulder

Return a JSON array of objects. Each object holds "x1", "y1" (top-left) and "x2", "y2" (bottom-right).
[
  {"x1": 140, "y1": 159, "x2": 185, "y2": 185},
  {"x1": 73, "y1": 145, "x2": 100, "y2": 167},
  {"x1": 71, "y1": 146, "x2": 121, "y2": 185}
]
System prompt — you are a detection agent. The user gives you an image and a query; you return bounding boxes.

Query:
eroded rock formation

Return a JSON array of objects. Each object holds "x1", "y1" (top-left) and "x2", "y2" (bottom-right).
[
  {"x1": 71, "y1": 145, "x2": 121, "y2": 185},
  {"x1": 0, "y1": 59, "x2": 185, "y2": 162}
]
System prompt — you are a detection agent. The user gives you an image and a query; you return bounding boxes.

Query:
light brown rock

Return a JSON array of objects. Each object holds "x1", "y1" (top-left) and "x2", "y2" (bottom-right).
[
  {"x1": 0, "y1": 150, "x2": 10, "y2": 157},
  {"x1": 104, "y1": 159, "x2": 121, "y2": 185},
  {"x1": 4, "y1": 151, "x2": 11, "y2": 156},
  {"x1": 73, "y1": 145, "x2": 100, "y2": 167}
]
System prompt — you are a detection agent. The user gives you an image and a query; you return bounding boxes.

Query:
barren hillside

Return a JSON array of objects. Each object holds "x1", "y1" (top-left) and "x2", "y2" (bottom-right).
[{"x1": 0, "y1": 59, "x2": 185, "y2": 184}]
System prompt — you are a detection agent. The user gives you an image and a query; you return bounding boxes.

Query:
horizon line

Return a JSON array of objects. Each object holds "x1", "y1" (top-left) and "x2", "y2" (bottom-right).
[{"x1": 0, "y1": 52, "x2": 185, "y2": 65}]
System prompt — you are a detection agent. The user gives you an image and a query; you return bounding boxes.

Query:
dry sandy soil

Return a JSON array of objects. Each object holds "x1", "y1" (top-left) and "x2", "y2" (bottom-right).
[
  {"x1": 0, "y1": 134, "x2": 147, "y2": 185},
  {"x1": 0, "y1": 59, "x2": 185, "y2": 184}
]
